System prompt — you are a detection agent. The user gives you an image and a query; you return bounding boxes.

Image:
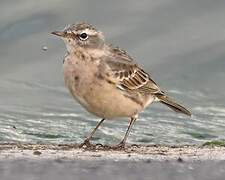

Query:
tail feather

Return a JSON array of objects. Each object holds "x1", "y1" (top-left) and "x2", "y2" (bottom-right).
[{"x1": 156, "y1": 93, "x2": 191, "y2": 116}]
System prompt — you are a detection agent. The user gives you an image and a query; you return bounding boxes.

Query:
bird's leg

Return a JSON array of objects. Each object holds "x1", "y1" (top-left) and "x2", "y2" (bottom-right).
[
  {"x1": 114, "y1": 117, "x2": 137, "y2": 149},
  {"x1": 79, "y1": 118, "x2": 105, "y2": 148}
]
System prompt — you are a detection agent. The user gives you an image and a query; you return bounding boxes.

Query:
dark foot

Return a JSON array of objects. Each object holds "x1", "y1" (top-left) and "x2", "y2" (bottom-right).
[
  {"x1": 79, "y1": 139, "x2": 93, "y2": 148},
  {"x1": 112, "y1": 141, "x2": 126, "y2": 150}
]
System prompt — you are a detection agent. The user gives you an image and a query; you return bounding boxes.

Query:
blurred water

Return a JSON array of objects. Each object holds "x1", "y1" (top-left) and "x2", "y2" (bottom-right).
[{"x1": 0, "y1": 0, "x2": 225, "y2": 145}]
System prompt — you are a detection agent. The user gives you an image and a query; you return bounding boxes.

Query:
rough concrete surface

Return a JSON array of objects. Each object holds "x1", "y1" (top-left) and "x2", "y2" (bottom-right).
[{"x1": 0, "y1": 143, "x2": 225, "y2": 161}]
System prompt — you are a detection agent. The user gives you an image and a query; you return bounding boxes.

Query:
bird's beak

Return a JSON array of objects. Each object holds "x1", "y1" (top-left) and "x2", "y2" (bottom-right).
[{"x1": 51, "y1": 31, "x2": 66, "y2": 37}]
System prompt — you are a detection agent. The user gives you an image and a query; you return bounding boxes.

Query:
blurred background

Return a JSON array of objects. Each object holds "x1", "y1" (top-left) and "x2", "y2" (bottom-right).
[{"x1": 0, "y1": 0, "x2": 225, "y2": 145}]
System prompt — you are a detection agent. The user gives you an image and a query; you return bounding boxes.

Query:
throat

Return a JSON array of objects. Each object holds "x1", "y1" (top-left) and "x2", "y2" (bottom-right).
[{"x1": 68, "y1": 47, "x2": 104, "y2": 63}]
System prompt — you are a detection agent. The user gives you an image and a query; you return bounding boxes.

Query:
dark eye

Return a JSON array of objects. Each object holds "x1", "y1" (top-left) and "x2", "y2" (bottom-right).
[{"x1": 79, "y1": 33, "x2": 88, "y2": 40}]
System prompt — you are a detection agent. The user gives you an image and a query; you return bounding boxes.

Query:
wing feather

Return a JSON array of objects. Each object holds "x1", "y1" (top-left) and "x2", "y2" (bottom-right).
[{"x1": 104, "y1": 47, "x2": 160, "y2": 94}]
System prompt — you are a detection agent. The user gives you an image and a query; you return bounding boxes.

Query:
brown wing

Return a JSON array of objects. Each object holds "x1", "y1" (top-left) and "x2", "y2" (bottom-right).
[{"x1": 104, "y1": 47, "x2": 160, "y2": 94}]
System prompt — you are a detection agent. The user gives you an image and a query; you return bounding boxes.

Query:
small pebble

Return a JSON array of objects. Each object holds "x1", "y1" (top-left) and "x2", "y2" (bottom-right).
[
  {"x1": 91, "y1": 154, "x2": 101, "y2": 157},
  {"x1": 42, "y1": 46, "x2": 48, "y2": 51},
  {"x1": 33, "y1": 150, "x2": 42, "y2": 156},
  {"x1": 177, "y1": 157, "x2": 183, "y2": 162}
]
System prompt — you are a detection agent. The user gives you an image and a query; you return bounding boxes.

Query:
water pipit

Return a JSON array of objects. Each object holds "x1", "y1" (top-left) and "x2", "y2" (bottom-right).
[{"x1": 51, "y1": 22, "x2": 191, "y2": 148}]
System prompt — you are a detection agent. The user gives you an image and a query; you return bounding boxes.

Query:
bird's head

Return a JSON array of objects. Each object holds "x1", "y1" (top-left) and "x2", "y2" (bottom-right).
[{"x1": 51, "y1": 22, "x2": 105, "y2": 51}]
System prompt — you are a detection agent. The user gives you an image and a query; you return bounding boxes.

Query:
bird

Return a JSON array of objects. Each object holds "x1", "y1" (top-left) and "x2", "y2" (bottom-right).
[{"x1": 51, "y1": 22, "x2": 191, "y2": 148}]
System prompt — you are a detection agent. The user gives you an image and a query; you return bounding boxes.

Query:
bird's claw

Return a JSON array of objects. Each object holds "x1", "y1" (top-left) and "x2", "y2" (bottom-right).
[
  {"x1": 79, "y1": 139, "x2": 93, "y2": 148},
  {"x1": 112, "y1": 141, "x2": 126, "y2": 150}
]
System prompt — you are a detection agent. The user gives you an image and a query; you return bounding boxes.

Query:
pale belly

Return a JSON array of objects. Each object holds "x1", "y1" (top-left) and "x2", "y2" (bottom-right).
[
  {"x1": 68, "y1": 79, "x2": 144, "y2": 119},
  {"x1": 82, "y1": 81, "x2": 144, "y2": 119},
  {"x1": 63, "y1": 65, "x2": 146, "y2": 119}
]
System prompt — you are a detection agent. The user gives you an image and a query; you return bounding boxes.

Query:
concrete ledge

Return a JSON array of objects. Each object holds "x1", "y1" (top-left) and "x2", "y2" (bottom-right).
[{"x1": 0, "y1": 143, "x2": 225, "y2": 161}]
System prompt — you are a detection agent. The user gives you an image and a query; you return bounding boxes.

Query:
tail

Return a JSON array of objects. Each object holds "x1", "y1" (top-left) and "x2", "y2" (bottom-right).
[{"x1": 155, "y1": 93, "x2": 191, "y2": 116}]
